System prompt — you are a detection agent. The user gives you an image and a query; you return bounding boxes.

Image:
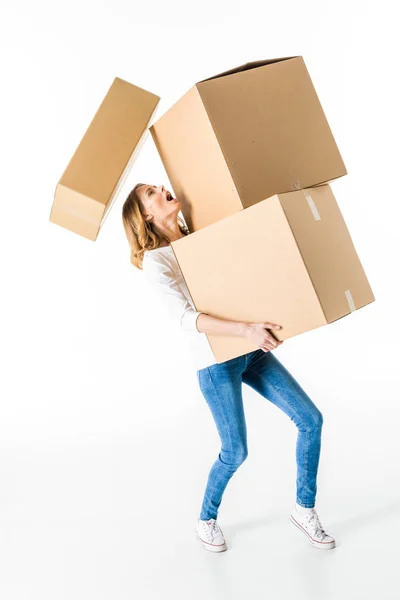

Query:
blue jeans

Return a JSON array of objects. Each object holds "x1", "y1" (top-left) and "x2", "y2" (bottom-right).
[{"x1": 196, "y1": 349, "x2": 324, "y2": 520}]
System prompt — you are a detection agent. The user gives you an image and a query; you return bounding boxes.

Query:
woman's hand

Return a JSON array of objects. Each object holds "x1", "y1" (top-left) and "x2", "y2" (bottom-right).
[{"x1": 245, "y1": 322, "x2": 284, "y2": 353}]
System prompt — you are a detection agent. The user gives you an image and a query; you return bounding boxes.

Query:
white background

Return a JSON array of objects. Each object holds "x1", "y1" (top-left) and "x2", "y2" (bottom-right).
[{"x1": 1, "y1": 0, "x2": 399, "y2": 598}]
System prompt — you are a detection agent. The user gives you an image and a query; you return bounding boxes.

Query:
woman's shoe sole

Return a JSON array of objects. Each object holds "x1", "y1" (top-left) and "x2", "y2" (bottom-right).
[
  {"x1": 195, "y1": 532, "x2": 227, "y2": 552},
  {"x1": 289, "y1": 514, "x2": 336, "y2": 549}
]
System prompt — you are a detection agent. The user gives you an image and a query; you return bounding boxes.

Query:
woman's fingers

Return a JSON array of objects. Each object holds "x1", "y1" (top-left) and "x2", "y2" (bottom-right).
[
  {"x1": 266, "y1": 335, "x2": 279, "y2": 348},
  {"x1": 264, "y1": 322, "x2": 282, "y2": 330},
  {"x1": 262, "y1": 343, "x2": 274, "y2": 351},
  {"x1": 262, "y1": 337, "x2": 283, "y2": 351}
]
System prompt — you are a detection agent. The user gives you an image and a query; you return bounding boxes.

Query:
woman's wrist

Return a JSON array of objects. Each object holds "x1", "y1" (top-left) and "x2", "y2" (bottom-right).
[
  {"x1": 196, "y1": 314, "x2": 251, "y2": 338},
  {"x1": 238, "y1": 322, "x2": 251, "y2": 338}
]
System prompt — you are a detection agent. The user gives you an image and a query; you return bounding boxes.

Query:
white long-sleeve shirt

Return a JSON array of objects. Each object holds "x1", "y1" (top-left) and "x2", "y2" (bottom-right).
[{"x1": 142, "y1": 245, "x2": 218, "y2": 372}]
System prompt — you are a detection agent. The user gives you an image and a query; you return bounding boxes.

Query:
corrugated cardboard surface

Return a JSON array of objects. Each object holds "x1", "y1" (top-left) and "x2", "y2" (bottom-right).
[
  {"x1": 279, "y1": 185, "x2": 375, "y2": 322},
  {"x1": 150, "y1": 86, "x2": 242, "y2": 233},
  {"x1": 197, "y1": 56, "x2": 297, "y2": 83},
  {"x1": 150, "y1": 56, "x2": 347, "y2": 233},
  {"x1": 171, "y1": 184, "x2": 374, "y2": 364},
  {"x1": 51, "y1": 77, "x2": 160, "y2": 240}
]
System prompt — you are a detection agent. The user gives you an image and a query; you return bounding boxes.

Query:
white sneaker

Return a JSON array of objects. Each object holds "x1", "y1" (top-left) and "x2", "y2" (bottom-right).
[
  {"x1": 290, "y1": 506, "x2": 336, "y2": 549},
  {"x1": 195, "y1": 518, "x2": 227, "y2": 552}
]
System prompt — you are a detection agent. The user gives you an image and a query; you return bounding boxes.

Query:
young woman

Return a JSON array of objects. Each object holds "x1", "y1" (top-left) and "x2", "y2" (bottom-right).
[{"x1": 122, "y1": 183, "x2": 336, "y2": 553}]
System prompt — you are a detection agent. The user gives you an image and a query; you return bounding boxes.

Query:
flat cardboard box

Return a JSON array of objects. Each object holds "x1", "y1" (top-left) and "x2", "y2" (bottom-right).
[
  {"x1": 170, "y1": 184, "x2": 375, "y2": 364},
  {"x1": 50, "y1": 77, "x2": 160, "y2": 240},
  {"x1": 150, "y1": 56, "x2": 347, "y2": 233}
]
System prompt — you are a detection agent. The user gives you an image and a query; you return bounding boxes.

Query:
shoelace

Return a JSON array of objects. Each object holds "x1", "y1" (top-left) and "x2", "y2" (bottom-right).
[
  {"x1": 305, "y1": 509, "x2": 327, "y2": 539},
  {"x1": 204, "y1": 518, "x2": 220, "y2": 539}
]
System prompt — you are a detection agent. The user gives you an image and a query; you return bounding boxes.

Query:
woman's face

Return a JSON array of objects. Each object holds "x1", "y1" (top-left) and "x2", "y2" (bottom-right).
[{"x1": 137, "y1": 184, "x2": 181, "y2": 225}]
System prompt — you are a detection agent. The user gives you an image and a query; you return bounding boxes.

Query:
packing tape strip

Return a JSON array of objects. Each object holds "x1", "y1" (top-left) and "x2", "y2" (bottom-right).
[
  {"x1": 299, "y1": 189, "x2": 355, "y2": 314},
  {"x1": 345, "y1": 289, "x2": 356, "y2": 312},
  {"x1": 53, "y1": 202, "x2": 101, "y2": 225},
  {"x1": 303, "y1": 190, "x2": 321, "y2": 221}
]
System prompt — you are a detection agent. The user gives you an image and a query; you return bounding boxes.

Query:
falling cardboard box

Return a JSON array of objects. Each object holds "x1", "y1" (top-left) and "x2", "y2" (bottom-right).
[
  {"x1": 150, "y1": 56, "x2": 347, "y2": 233},
  {"x1": 170, "y1": 184, "x2": 375, "y2": 364},
  {"x1": 50, "y1": 77, "x2": 160, "y2": 241}
]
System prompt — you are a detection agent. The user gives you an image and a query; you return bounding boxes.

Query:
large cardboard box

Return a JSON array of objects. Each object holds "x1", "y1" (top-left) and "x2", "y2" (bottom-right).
[
  {"x1": 50, "y1": 77, "x2": 160, "y2": 241},
  {"x1": 170, "y1": 184, "x2": 375, "y2": 364},
  {"x1": 150, "y1": 56, "x2": 347, "y2": 234}
]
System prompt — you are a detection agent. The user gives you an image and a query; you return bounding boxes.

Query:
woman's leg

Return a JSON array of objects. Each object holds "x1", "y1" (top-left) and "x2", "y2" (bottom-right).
[
  {"x1": 197, "y1": 355, "x2": 248, "y2": 520},
  {"x1": 242, "y1": 350, "x2": 324, "y2": 508}
]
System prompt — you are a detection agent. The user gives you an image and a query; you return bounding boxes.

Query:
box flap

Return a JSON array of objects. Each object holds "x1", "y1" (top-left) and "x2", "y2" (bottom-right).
[{"x1": 197, "y1": 56, "x2": 300, "y2": 83}]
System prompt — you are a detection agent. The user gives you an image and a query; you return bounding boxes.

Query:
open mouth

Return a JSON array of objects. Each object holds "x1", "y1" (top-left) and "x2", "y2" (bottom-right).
[{"x1": 166, "y1": 192, "x2": 176, "y2": 202}]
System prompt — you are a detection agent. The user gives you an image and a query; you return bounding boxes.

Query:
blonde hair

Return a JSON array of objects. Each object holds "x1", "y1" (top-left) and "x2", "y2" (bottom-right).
[{"x1": 122, "y1": 183, "x2": 190, "y2": 270}]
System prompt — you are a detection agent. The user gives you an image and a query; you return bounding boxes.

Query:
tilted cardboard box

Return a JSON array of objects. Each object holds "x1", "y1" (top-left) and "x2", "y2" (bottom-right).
[
  {"x1": 50, "y1": 77, "x2": 160, "y2": 240},
  {"x1": 170, "y1": 184, "x2": 374, "y2": 364},
  {"x1": 150, "y1": 56, "x2": 347, "y2": 234}
]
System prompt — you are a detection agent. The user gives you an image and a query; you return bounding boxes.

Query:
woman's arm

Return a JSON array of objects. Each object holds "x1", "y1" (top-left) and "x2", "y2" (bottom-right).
[
  {"x1": 196, "y1": 314, "x2": 282, "y2": 351},
  {"x1": 195, "y1": 313, "x2": 249, "y2": 337},
  {"x1": 142, "y1": 256, "x2": 249, "y2": 337},
  {"x1": 143, "y1": 258, "x2": 201, "y2": 332}
]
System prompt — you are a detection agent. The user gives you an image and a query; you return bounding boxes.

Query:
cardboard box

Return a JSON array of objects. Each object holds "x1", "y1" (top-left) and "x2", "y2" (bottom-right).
[
  {"x1": 170, "y1": 184, "x2": 375, "y2": 364},
  {"x1": 150, "y1": 56, "x2": 347, "y2": 233},
  {"x1": 50, "y1": 77, "x2": 160, "y2": 240}
]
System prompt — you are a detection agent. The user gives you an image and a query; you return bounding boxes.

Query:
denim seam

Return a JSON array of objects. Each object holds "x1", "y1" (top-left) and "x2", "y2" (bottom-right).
[
  {"x1": 246, "y1": 366, "x2": 310, "y2": 505},
  {"x1": 200, "y1": 460, "x2": 222, "y2": 520},
  {"x1": 206, "y1": 367, "x2": 233, "y2": 457},
  {"x1": 301, "y1": 429, "x2": 309, "y2": 506},
  {"x1": 201, "y1": 367, "x2": 235, "y2": 519}
]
